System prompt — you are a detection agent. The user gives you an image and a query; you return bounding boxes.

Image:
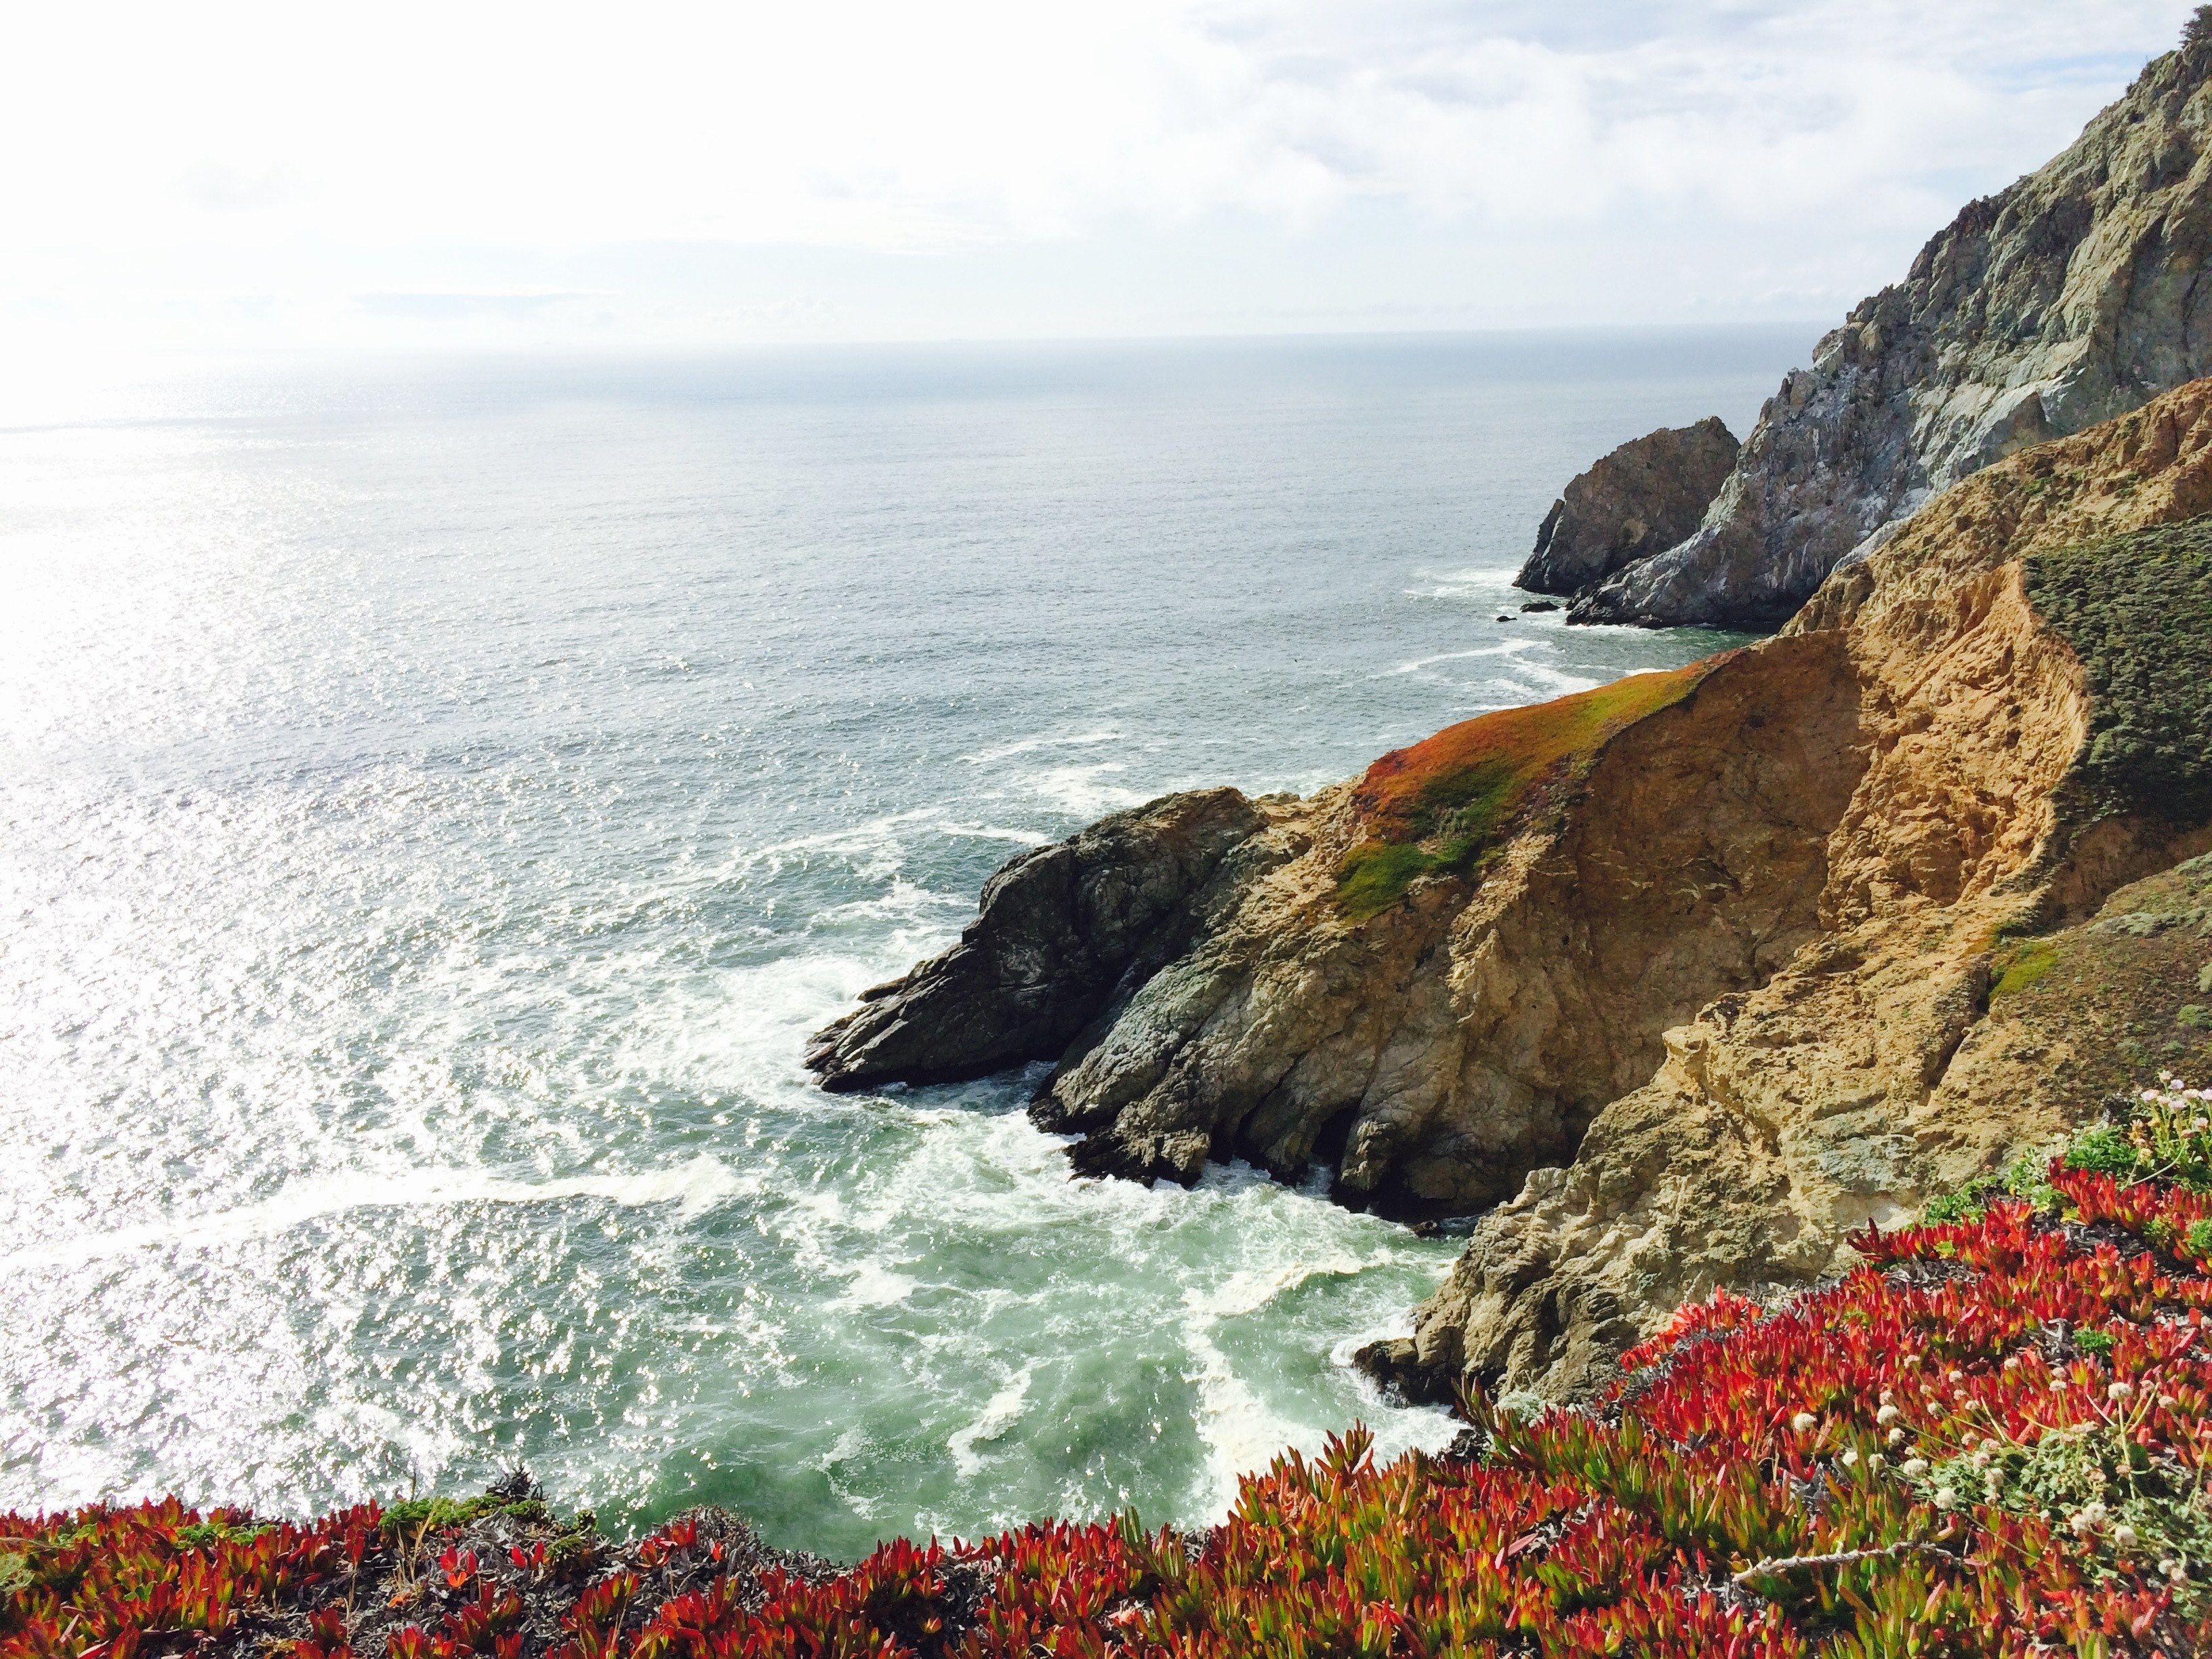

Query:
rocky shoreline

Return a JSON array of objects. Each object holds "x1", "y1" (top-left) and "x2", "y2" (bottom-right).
[
  {"x1": 810, "y1": 12, "x2": 2212, "y2": 1415},
  {"x1": 1546, "y1": 17, "x2": 2212, "y2": 630}
]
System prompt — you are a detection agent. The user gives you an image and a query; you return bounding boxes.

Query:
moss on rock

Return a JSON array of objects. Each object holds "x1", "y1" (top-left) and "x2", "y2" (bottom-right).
[
  {"x1": 2026, "y1": 515, "x2": 2212, "y2": 825},
  {"x1": 1336, "y1": 656, "x2": 1729, "y2": 918}
]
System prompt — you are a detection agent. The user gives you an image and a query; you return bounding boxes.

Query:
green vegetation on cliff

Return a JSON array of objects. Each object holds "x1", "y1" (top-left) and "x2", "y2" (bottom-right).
[
  {"x1": 1336, "y1": 657, "x2": 1727, "y2": 918},
  {"x1": 2027, "y1": 515, "x2": 2212, "y2": 825}
]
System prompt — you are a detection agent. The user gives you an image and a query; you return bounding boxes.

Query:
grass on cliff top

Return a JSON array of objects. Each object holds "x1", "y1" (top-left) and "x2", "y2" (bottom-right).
[
  {"x1": 2027, "y1": 514, "x2": 2212, "y2": 827},
  {"x1": 1336, "y1": 656, "x2": 1725, "y2": 919}
]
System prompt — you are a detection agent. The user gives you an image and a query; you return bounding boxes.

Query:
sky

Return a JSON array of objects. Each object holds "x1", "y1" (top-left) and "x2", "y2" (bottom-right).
[{"x1": 1, "y1": 1, "x2": 2200, "y2": 353}]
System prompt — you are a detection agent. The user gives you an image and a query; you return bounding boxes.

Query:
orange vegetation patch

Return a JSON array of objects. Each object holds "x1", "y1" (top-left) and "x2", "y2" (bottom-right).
[{"x1": 1337, "y1": 655, "x2": 1729, "y2": 918}]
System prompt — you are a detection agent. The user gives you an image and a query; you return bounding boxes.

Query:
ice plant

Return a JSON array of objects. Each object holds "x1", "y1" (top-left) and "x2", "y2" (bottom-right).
[{"x1": 12, "y1": 1090, "x2": 2212, "y2": 1654}]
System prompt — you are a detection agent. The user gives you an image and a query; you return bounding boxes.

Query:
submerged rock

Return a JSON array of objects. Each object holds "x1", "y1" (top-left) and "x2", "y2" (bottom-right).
[
  {"x1": 1568, "y1": 19, "x2": 2212, "y2": 630},
  {"x1": 1517, "y1": 417, "x2": 1737, "y2": 598}
]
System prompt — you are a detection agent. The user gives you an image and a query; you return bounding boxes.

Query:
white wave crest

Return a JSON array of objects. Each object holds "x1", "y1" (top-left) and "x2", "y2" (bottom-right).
[
  {"x1": 6, "y1": 1153, "x2": 752, "y2": 1270},
  {"x1": 947, "y1": 1362, "x2": 1036, "y2": 1477}
]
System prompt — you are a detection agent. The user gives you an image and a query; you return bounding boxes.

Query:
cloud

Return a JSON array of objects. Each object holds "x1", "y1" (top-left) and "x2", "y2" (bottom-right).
[
  {"x1": 354, "y1": 291, "x2": 598, "y2": 320},
  {"x1": 0, "y1": 0, "x2": 2198, "y2": 347}
]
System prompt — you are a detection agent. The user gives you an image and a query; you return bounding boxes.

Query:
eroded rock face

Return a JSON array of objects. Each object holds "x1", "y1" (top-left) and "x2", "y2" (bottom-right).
[
  {"x1": 805, "y1": 787, "x2": 1273, "y2": 1091},
  {"x1": 1374, "y1": 379, "x2": 2212, "y2": 1408},
  {"x1": 1517, "y1": 417, "x2": 1738, "y2": 597},
  {"x1": 1030, "y1": 642, "x2": 1862, "y2": 1212},
  {"x1": 1568, "y1": 22, "x2": 2212, "y2": 630}
]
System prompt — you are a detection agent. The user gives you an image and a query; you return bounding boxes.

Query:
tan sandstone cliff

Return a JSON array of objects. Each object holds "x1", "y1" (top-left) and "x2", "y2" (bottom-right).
[{"x1": 1380, "y1": 377, "x2": 2212, "y2": 1404}]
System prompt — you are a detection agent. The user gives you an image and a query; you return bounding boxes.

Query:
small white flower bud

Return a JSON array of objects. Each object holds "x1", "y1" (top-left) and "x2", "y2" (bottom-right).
[
  {"x1": 1902, "y1": 1458, "x2": 1929, "y2": 1478},
  {"x1": 2110, "y1": 1380, "x2": 2134, "y2": 1402},
  {"x1": 1791, "y1": 1412, "x2": 1818, "y2": 1434},
  {"x1": 1934, "y1": 1487, "x2": 1957, "y2": 1511},
  {"x1": 1876, "y1": 1404, "x2": 1900, "y2": 1426},
  {"x1": 2114, "y1": 1524, "x2": 2139, "y2": 1551},
  {"x1": 1887, "y1": 1427, "x2": 1905, "y2": 1446},
  {"x1": 1841, "y1": 1448, "x2": 1859, "y2": 1467}
]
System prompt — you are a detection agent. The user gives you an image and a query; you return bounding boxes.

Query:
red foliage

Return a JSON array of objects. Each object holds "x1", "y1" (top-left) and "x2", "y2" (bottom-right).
[
  {"x1": 8, "y1": 1163, "x2": 2212, "y2": 1654},
  {"x1": 1349, "y1": 657, "x2": 1725, "y2": 841}
]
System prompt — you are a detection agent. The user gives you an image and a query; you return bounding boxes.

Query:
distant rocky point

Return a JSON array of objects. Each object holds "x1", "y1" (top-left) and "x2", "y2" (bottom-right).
[
  {"x1": 1517, "y1": 417, "x2": 1737, "y2": 597},
  {"x1": 1545, "y1": 12, "x2": 2212, "y2": 629}
]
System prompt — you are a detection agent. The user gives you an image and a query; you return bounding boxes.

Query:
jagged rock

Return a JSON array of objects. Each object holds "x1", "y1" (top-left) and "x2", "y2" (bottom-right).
[
  {"x1": 805, "y1": 787, "x2": 1272, "y2": 1091},
  {"x1": 1019, "y1": 645, "x2": 1860, "y2": 1212},
  {"x1": 1568, "y1": 19, "x2": 2212, "y2": 630},
  {"x1": 817, "y1": 636, "x2": 1864, "y2": 1212},
  {"x1": 1517, "y1": 418, "x2": 1738, "y2": 597}
]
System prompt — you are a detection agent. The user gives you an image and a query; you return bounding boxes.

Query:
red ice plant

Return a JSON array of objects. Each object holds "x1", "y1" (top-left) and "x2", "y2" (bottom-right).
[{"x1": 7, "y1": 1153, "x2": 2212, "y2": 1655}]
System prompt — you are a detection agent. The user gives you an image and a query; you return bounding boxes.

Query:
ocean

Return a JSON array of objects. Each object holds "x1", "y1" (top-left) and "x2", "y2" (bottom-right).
[{"x1": 0, "y1": 328, "x2": 1811, "y2": 1558}]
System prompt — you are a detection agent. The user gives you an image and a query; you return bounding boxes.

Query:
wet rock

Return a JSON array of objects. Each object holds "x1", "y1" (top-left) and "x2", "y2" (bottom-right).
[
  {"x1": 805, "y1": 787, "x2": 1269, "y2": 1091},
  {"x1": 1517, "y1": 418, "x2": 1738, "y2": 597}
]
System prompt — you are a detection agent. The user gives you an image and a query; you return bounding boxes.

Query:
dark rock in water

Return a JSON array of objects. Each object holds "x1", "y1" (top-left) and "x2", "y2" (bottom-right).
[
  {"x1": 805, "y1": 787, "x2": 1270, "y2": 1092},
  {"x1": 1517, "y1": 418, "x2": 1738, "y2": 597},
  {"x1": 1519, "y1": 600, "x2": 1559, "y2": 613},
  {"x1": 1494, "y1": 614, "x2": 1513, "y2": 621},
  {"x1": 1570, "y1": 26, "x2": 2212, "y2": 629},
  {"x1": 1353, "y1": 1336, "x2": 1456, "y2": 1406}
]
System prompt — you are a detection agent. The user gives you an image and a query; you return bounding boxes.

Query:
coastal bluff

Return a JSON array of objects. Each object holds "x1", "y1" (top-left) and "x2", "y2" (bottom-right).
[
  {"x1": 813, "y1": 375, "x2": 2212, "y2": 1402},
  {"x1": 1550, "y1": 14, "x2": 2212, "y2": 630}
]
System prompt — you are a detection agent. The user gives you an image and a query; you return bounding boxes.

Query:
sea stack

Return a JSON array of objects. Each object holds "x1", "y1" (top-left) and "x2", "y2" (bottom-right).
[{"x1": 1517, "y1": 417, "x2": 1738, "y2": 598}]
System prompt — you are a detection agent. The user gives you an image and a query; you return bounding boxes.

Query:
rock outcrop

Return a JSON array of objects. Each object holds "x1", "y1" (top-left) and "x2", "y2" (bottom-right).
[
  {"x1": 1565, "y1": 16, "x2": 2212, "y2": 630},
  {"x1": 1517, "y1": 418, "x2": 1738, "y2": 597},
  {"x1": 806, "y1": 787, "x2": 1272, "y2": 1091}
]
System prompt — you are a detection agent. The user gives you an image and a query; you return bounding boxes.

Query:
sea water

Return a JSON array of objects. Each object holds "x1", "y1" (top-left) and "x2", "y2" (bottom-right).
[{"x1": 0, "y1": 330, "x2": 1809, "y2": 1558}]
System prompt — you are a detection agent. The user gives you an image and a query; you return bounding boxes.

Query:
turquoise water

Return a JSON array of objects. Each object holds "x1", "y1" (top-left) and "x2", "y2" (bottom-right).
[{"x1": 0, "y1": 331, "x2": 1805, "y2": 1557}]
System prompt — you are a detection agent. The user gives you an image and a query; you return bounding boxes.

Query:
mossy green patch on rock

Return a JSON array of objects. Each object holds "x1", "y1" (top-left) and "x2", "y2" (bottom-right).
[
  {"x1": 2026, "y1": 515, "x2": 2212, "y2": 825},
  {"x1": 1992, "y1": 939, "x2": 2060, "y2": 998},
  {"x1": 1336, "y1": 656, "x2": 1729, "y2": 918}
]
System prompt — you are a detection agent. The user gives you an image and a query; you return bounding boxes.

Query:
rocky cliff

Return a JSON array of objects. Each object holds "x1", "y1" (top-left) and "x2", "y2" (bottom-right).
[
  {"x1": 1517, "y1": 417, "x2": 1738, "y2": 596},
  {"x1": 1376, "y1": 377, "x2": 2212, "y2": 1404},
  {"x1": 1563, "y1": 14, "x2": 2212, "y2": 630},
  {"x1": 811, "y1": 377, "x2": 2212, "y2": 1404}
]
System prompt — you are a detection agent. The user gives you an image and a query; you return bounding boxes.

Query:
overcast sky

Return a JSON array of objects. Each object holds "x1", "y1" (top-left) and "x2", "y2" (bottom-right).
[{"x1": 3, "y1": 1, "x2": 2198, "y2": 353}]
